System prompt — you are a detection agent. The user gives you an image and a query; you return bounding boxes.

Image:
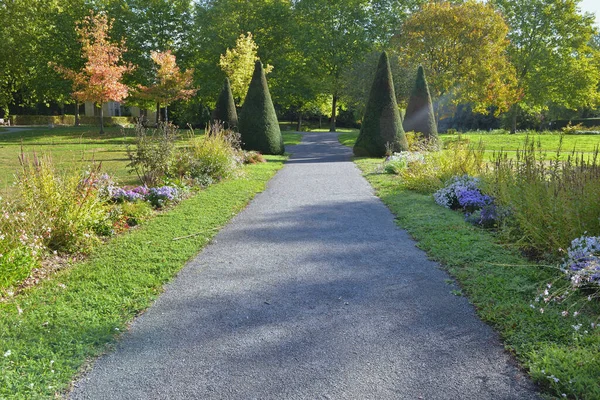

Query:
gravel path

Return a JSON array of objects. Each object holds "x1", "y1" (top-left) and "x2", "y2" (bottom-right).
[{"x1": 70, "y1": 132, "x2": 538, "y2": 399}]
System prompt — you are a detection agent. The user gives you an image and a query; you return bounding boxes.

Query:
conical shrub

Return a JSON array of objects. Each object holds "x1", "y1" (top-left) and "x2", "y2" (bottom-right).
[
  {"x1": 354, "y1": 52, "x2": 408, "y2": 157},
  {"x1": 213, "y1": 78, "x2": 238, "y2": 130},
  {"x1": 239, "y1": 61, "x2": 284, "y2": 155},
  {"x1": 403, "y1": 65, "x2": 437, "y2": 138}
]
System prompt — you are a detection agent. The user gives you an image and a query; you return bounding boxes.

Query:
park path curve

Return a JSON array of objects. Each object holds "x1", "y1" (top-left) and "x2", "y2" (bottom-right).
[{"x1": 70, "y1": 132, "x2": 538, "y2": 399}]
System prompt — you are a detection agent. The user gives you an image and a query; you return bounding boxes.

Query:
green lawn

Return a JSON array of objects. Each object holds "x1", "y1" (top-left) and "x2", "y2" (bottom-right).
[
  {"x1": 0, "y1": 126, "x2": 302, "y2": 192},
  {"x1": 0, "y1": 156, "x2": 286, "y2": 398},
  {"x1": 336, "y1": 130, "x2": 600, "y2": 159},
  {"x1": 353, "y1": 157, "x2": 600, "y2": 399}
]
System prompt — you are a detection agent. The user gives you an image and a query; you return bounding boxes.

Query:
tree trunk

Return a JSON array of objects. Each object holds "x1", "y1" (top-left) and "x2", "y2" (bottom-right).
[
  {"x1": 319, "y1": 115, "x2": 322, "y2": 129},
  {"x1": 165, "y1": 104, "x2": 168, "y2": 123},
  {"x1": 75, "y1": 101, "x2": 80, "y2": 127},
  {"x1": 99, "y1": 102, "x2": 104, "y2": 134},
  {"x1": 156, "y1": 102, "x2": 160, "y2": 125},
  {"x1": 329, "y1": 94, "x2": 338, "y2": 132},
  {"x1": 510, "y1": 104, "x2": 518, "y2": 134},
  {"x1": 296, "y1": 113, "x2": 302, "y2": 131}
]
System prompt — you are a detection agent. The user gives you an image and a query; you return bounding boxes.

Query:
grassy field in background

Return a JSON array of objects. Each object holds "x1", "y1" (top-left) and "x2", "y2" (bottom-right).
[
  {"x1": 336, "y1": 130, "x2": 600, "y2": 159},
  {"x1": 0, "y1": 126, "x2": 302, "y2": 191}
]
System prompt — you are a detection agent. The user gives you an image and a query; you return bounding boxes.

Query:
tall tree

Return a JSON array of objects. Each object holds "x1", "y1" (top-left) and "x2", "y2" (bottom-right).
[
  {"x1": 491, "y1": 0, "x2": 600, "y2": 131},
  {"x1": 394, "y1": 1, "x2": 520, "y2": 122},
  {"x1": 55, "y1": 12, "x2": 133, "y2": 133},
  {"x1": 135, "y1": 50, "x2": 196, "y2": 123},
  {"x1": 219, "y1": 32, "x2": 273, "y2": 105}
]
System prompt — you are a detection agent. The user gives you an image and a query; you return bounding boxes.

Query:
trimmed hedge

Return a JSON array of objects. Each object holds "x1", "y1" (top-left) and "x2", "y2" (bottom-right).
[
  {"x1": 404, "y1": 65, "x2": 437, "y2": 138},
  {"x1": 10, "y1": 115, "x2": 135, "y2": 127},
  {"x1": 213, "y1": 78, "x2": 238, "y2": 130},
  {"x1": 353, "y1": 51, "x2": 408, "y2": 157},
  {"x1": 553, "y1": 118, "x2": 600, "y2": 129}
]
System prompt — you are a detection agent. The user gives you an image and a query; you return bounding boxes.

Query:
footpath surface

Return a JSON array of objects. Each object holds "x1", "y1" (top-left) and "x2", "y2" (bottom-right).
[{"x1": 70, "y1": 132, "x2": 539, "y2": 399}]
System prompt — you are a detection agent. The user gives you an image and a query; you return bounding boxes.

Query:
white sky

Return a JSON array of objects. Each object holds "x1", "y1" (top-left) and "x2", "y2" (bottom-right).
[{"x1": 579, "y1": 0, "x2": 600, "y2": 27}]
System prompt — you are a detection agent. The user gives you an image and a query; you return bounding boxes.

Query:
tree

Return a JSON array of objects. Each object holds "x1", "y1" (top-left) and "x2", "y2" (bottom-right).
[
  {"x1": 238, "y1": 61, "x2": 284, "y2": 155},
  {"x1": 55, "y1": 12, "x2": 133, "y2": 133},
  {"x1": 353, "y1": 52, "x2": 407, "y2": 157},
  {"x1": 135, "y1": 50, "x2": 196, "y2": 123},
  {"x1": 394, "y1": 1, "x2": 520, "y2": 122},
  {"x1": 404, "y1": 65, "x2": 437, "y2": 138},
  {"x1": 491, "y1": 0, "x2": 600, "y2": 131},
  {"x1": 219, "y1": 32, "x2": 273, "y2": 105},
  {"x1": 213, "y1": 78, "x2": 238, "y2": 129}
]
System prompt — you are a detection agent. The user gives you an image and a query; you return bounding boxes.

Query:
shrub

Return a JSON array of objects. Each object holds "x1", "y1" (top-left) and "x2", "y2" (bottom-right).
[
  {"x1": 120, "y1": 201, "x2": 153, "y2": 227},
  {"x1": 16, "y1": 154, "x2": 110, "y2": 253},
  {"x1": 403, "y1": 65, "x2": 437, "y2": 139},
  {"x1": 146, "y1": 186, "x2": 181, "y2": 208},
  {"x1": 353, "y1": 52, "x2": 407, "y2": 157},
  {"x1": 111, "y1": 187, "x2": 147, "y2": 202},
  {"x1": 485, "y1": 136, "x2": 600, "y2": 256},
  {"x1": 562, "y1": 235, "x2": 600, "y2": 287},
  {"x1": 127, "y1": 122, "x2": 178, "y2": 185},
  {"x1": 398, "y1": 140, "x2": 486, "y2": 193},
  {"x1": 242, "y1": 151, "x2": 266, "y2": 164},
  {"x1": 213, "y1": 78, "x2": 238, "y2": 130},
  {"x1": 238, "y1": 61, "x2": 284, "y2": 155},
  {"x1": 433, "y1": 175, "x2": 486, "y2": 210},
  {"x1": 10, "y1": 115, "x2": 134, "y2": 127},
  {"x1": 0, "y1": 198, "x2": 44, "y2": 289},
  {"x1": 383, "y1": 152, "x2": 425, "y2": 174}
]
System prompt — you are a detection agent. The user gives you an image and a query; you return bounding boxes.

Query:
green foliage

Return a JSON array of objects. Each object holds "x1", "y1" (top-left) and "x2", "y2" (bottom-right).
[
  {"x1": 213, "y1": 78, "x2": 238, "y2": 130},
  {"x1": 353, "y1": 52, "x2": 407, "y2": 157},
  {"x1": 238, "y1": 61, "x2": 284, "y2": 155},
  {"x1": 485, "y1": 136, "x2": 600, "y2": 256},
  {"x1": 404, "y1": 65, "x2": 438, "y2": 138},
  {"x1": 0, "y1": 157, "x2": 285, "y2": 398},
  {"x1": 119, "y1": 201, "x2": 153, "y2": 227},
  {"x1": 398, "y1": 141, "x2": 486, "y2": 193},
  {"x1": 127, "y1": 123, "x2": 179, "y2": 185},
  {"x1": 16, "y1": 155, "x2": 110, "y2": 253},
  {"x1": 175, "y1": 124, "x2": 242, "y2": 184}
]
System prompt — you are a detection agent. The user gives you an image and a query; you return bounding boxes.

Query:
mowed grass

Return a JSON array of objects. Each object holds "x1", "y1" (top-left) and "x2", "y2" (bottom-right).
[
  {"x1": 0, "y1": 156, "x2": 287, "y2": 398},
  {"x1": 0, "y1": 126, "x2": 302, "y2": 191},
  {"x1": 336, "y1": 130, "x2": 600, "y2": 159},
  {"x1": 353, "y1": 157, "x2": 600, "y2": 399}
]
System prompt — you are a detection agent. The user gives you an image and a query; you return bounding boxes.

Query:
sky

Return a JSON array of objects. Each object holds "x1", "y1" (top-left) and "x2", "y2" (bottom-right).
[{"x1": 579, "y1": 0, "x2": 600, "y2": 26}]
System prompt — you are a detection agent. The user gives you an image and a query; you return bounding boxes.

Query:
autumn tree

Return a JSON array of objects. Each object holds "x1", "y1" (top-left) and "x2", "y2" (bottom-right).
[
  {"x1": 491, "y1": 0, "x2": 600, "y2": 131},
  {"x1": 394, "y1": 1, "x2": 520, "y2": 122},
  {"x1": 219, "y1": 32, "x2": 273, "y2": 105},
  {"x1": 55, "y1": 12, "x2": 133, "y2": 134},
  {"x1": 136, "y1": 50, "x2": 197, "y2": 123}
]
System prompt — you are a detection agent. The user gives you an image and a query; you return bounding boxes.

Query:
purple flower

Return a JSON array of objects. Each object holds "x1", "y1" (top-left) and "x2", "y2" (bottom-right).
[
  {"x1": 146, "y1": 186, "x2": 180, "y2": 208},
  {"x1": 112, "y1": 188, "x2": 144, "y2": 202}
]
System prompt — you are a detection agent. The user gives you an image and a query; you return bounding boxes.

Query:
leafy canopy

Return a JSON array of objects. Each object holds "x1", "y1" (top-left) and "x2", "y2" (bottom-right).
[{"x1": 219, "y1": 32, "x2": 273, "y2": 105}]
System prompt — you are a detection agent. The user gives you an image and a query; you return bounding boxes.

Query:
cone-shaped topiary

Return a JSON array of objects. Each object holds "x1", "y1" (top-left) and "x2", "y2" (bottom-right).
[
  {"x1": 213, "y1": 78, "x2": 238, "y2": 130},
  {"x1": 239, "y1": 61, "x2": 284, "y2": 155},
  {"x1": 403, "y1": 65, "x2": 437, "y2": 138},
  {"x1": 354, "y1": 52, "x2": 408, "y2": 157}
]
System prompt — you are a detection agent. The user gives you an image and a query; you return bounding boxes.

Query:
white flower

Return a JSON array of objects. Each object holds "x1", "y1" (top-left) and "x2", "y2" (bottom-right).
[
  {"x1": 572, "y1": 324, "x2": 582, "y2": 331},
  {"x1": 4, "y1": 350, "x2": 11, "y2": 357}
]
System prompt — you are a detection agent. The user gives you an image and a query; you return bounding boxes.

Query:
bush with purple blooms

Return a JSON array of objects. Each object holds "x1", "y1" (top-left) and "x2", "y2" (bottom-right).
[
  {"x1": 111, "y1": 187, "x2": 146, "y2": 203},
  {"x1": 146, "y1": 186, "x2": 181, "y2": 208},
  {"x1": 562, "y1": 235, "x2": 600, "y2": 287}
]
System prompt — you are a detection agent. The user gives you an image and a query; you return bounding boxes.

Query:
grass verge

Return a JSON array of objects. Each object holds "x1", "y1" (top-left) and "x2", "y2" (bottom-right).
[
  {"x1": 354, "y1": 157, "x2": 600, "y2": 399},
  {"x1": 281, "y1": 132, "x2": 302, "y2": 146},
  {"x1": 0, "y1": 156, "x2": 286, "y2": 398}
]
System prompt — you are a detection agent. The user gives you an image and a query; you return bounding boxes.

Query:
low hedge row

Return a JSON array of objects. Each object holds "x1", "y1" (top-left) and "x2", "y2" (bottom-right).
[{"x1": 10, "y1": 115, "x2": 135, "y2": 127}]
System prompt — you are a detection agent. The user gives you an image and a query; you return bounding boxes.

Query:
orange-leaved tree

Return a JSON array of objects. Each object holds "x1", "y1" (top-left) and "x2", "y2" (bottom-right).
[
  {"x1": 54, "y1": 12, "x2": 133, "y2": 134},
  {"x1": 136, "y1": 50, "x2": 197, "y2": 124}
]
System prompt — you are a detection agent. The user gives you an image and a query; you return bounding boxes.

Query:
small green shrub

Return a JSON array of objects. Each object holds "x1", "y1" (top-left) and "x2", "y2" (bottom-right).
[
  {"x1": 127, "y1": 122, "x2": 178, "y2": 185},
  {"x1": 0, "y1": 198, "x2": 43, "y2": 289},
  {"x1": 398, "y1": 140, "x2": 486, "y2": 193},
  {"x1": 120, "y1": 201, "x2": 153, "y2": 226},
  {"x1": 16, "y1": 154, "x2": 110, "y2": 253}
]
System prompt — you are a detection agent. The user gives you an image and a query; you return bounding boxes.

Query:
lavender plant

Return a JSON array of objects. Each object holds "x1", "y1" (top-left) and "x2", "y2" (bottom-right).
[
  {"x1": 562, "y1": 235, "x2": 600, "y2": 287},
  {"x1": 146, "y1": 186, "x2": 181, "y2": 208}
]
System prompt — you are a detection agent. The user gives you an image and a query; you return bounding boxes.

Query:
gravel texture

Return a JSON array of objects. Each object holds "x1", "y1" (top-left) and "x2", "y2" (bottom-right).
[{"x1": 70, "y1": 131, "x2": 539, "y2": 399}]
